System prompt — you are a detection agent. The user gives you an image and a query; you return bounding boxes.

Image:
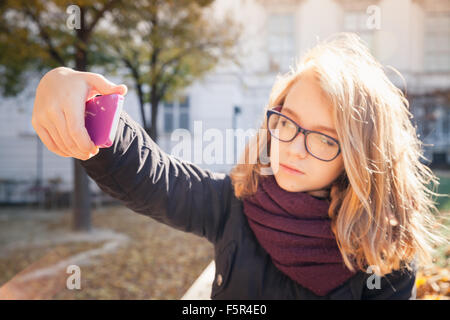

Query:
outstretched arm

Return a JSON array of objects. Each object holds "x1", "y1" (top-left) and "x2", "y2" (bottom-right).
[{"x1": 81, "y1": 110, "x2": 232, "y2": 244}]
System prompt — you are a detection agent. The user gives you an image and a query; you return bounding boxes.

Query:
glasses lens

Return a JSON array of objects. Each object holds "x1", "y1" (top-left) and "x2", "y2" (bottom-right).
[
  {"x1": 306, "y1": 132, "x2": 339, "y2": 160},
  {"x1": 268, "y1": 111, "x2": 339, "y2": 161},
  {"x1": 268, "y1": 113, "x2": 297, "y2": 141}
]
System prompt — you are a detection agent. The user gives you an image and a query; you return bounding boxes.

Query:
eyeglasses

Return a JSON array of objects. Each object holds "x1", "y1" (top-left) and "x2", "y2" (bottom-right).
[{"x1": 266, "y1": 105, "x2": 341, "y2": 162}]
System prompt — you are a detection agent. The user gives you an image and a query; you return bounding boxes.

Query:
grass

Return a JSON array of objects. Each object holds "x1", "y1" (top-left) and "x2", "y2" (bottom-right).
[
  {"x1": 414, "y1": 172, "x2": 450, "y2": 299},
  {"x1": 433, "y1": 175, "x2": 450, "y2": 213},
  {"x1": 431, "y1": 173, "x2": 450, "y2": 265}
]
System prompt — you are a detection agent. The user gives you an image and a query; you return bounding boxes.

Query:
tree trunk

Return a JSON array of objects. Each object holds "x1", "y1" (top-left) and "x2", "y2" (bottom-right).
[
  {"x1": 122, "y1": 59, "x2": 149, "y2": 138},
  {"x1": 137, "y1": 83, "x2": 147, "y2": 129},
  {"x1": 149, "y1": 86, "x2": 159, "y2": 142},
  {"x1": 73, "y1": 158, "x2": 91, "y2": 231},
  {"x1": 72, "y1": 7, "x2": 92, "y2": 232}
]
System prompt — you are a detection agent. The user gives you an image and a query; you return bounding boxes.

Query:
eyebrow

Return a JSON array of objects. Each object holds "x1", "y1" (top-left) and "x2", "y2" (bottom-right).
[{"x1": 282, "y1": 107, "x2": 337, "y2": 135}]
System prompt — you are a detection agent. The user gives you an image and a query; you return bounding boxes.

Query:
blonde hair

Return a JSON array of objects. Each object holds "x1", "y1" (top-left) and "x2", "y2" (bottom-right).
[{"x1": 230, "y1": 33, "x2": 448, "y2": 275}]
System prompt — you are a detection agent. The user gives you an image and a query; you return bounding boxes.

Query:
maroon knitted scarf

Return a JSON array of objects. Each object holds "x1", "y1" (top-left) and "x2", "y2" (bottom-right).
[{"x1": 242, "y1": 174, "x2": 356, "y2": 296}]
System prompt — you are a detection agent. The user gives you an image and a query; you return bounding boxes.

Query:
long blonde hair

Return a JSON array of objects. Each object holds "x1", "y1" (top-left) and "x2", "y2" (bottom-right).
[{"x1": 230, "y1": 33, "x2": 448, "y2": 275}]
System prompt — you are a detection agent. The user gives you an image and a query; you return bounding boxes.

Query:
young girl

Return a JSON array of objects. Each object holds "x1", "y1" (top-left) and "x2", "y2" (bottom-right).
[{"x1": 32, "y1": 33, "x2": 446, "y2": 299}]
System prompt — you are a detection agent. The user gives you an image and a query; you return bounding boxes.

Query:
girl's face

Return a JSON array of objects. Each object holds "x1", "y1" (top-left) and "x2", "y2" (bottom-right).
[{"x1": 269, "y1": 67, "x2": 345, "y2": 197}]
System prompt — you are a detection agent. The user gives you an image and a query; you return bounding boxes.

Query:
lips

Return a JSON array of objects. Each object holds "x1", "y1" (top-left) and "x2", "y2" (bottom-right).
[{"x1": 280, "y1": 163, "x2": 305, "y2": 174}]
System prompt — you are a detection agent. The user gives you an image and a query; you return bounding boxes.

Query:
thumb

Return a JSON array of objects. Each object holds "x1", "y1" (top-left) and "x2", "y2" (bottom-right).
[{"x1": 83, "y1": 72, "x2": 128, "y2": 97}]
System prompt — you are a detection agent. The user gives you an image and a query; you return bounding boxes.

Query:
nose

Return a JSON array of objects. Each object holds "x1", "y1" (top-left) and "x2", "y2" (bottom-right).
[{"x1": 287, "y1": 131, "x2": 308, "y2": 158}]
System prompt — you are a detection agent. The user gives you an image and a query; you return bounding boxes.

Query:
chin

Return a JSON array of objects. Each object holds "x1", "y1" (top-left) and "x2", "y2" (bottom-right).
[{"x1": 274, "y1": 174, "x2": 306, "y2": 193}]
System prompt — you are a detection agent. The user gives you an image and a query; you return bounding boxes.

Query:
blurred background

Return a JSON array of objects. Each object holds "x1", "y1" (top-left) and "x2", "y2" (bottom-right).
[{"x1": 0, "y1": 0, "x2": 448, "y2": 300}]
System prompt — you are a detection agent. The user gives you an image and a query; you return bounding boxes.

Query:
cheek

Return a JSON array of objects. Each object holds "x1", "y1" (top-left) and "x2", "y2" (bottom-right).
[
  {"x1": 269, "y1": 141, "x2": 285, "y2": 171},
  {"x1": 330, "y1": 155, "x2": 345, "y2": 175},
  {"x1": 315, "y1": 160, "x2": 344, "y2": 183},
  {"x1": 269, "y1": 139, "x2": 285, "y2": 163},
  {"x1": 269, "y1": 140, "x2": 343, "y2": 182}
]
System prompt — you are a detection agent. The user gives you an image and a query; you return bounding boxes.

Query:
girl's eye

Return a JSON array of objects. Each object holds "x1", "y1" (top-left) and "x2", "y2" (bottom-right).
[{"x1": 320, "y1": 136, "x2": 334, "y2": 146}]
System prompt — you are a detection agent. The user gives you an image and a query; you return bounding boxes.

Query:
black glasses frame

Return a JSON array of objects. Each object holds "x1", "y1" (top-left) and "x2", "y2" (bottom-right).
[{"x1": 266, "y1": 107, "x2": 341, "y2": 162}]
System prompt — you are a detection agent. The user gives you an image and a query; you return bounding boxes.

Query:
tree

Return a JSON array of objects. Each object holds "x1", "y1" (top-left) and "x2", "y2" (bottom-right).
[
  {"x1": 98, "y1": 0, "x2": 241, "y2": 141},
  {"x1": 0, "y1": 0, "x2": 241, "y2": 230},
  {"x1": 1, "y1": 0, "x2": 127, "y2": 231}
]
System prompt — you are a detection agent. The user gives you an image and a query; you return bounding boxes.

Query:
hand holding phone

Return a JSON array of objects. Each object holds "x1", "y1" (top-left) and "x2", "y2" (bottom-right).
[{"x1": 84, "y1": 93, "x2": 124, "y2": 148}]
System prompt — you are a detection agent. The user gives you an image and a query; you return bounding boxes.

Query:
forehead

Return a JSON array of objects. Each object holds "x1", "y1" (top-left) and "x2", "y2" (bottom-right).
[
  {"x1": 282, "y1": 73, "x2": 336, "y2": 135},
  {"x1": 285, "y1": 69, "x2": 332, "y2": 109}
]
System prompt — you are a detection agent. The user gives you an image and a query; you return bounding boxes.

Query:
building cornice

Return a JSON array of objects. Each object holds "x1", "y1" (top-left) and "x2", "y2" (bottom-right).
[
  {"x1": 412, "y1": 0, "x2": 450, "y2": 12},
  {"x1": 255, "y1": 0, "x2": 305, "y2": 5},
  {"x1": 333, "y1": 0, "x2": 381, "y2": 11}
]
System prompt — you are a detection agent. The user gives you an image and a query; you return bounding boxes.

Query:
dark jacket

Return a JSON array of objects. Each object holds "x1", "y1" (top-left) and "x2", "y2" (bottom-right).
[{"x1": 81, "y1": 110, "x2": 417, "y2": 300}]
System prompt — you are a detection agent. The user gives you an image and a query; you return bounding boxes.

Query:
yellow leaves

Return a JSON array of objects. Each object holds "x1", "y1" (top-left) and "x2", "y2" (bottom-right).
[
  {"x1": 422, "y1": 294, "x2": 445, "y2": 300},
  {"x1": 0, "y1": 205, "x2": 214, "y2": 299},
  {"x1": 416, "y1": 277, "x2": 427, "y2": 288},
  {"x1": 416, "y1": 267, "x2": 449, "y2": 300}
]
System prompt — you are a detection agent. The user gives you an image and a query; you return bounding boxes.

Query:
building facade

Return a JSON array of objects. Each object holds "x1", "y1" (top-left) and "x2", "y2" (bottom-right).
[{"x1": 0, "y1": 0, "x2": 448, "y2": 203}]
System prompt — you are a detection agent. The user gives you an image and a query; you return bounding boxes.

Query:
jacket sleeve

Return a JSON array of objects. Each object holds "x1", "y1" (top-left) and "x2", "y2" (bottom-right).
[{"x1": 80, "y1": 109, "x2": 232, "y2": 244}]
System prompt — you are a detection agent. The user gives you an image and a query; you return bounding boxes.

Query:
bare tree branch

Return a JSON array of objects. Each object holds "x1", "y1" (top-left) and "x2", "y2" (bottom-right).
[
  {"x1": 22, "y1": 5, "x2": 66, "y2": 65},
  {"x1": 86, "y1": 0, "x2": 120, "y2": 35}
]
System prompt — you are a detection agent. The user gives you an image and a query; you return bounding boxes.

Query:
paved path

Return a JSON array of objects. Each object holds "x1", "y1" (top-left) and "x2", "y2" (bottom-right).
[{"x1": 181, "y1": 260, "x2": 214, "y2": 300}]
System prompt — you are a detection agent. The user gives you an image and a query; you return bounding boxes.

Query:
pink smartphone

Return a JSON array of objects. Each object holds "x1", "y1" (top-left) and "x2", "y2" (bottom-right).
[{"x1": 84, "y1": 93, "x2": 124, "y2": 148}]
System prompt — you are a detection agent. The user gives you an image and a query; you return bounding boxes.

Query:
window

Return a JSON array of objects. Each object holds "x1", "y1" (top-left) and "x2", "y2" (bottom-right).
[
  {"x1": 343, "y1": 10, "x2": 376, "y2": 54},
  {"x1": 179, "y1": 96, "x2": 190, "y2": 130},
  {"x1": 162, "y1": 96, "x2": 190, "y2": 133},
  {"x1": 444, "y1": 106, "x2": 450, "y2": 139},
  {"x1": 424, "y1": 13, "x2": 450, "y2": 72},
  {"x1": 163, "y1": 102, "x2": 174, "y2": 133},
  {"x1": 267, "y1": 13, "x2": 296, "y2": 72}
]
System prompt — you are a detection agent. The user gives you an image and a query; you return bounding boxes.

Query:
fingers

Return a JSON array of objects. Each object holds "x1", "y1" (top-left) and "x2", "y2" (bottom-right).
[
  {"x1": 83, "y1": 72, "x2": 128, "y2": 97},
  {"x1": 46, "y1": 120, "x2": 84, "y2": 159},
  {"x1": 63, "y1": 106, "x2": 97, "y2": 155},
  {"x1": 33, "y1": 123, "x2": 71, "y2": 158},
  {"x1": 36, "y1": 122, "x2": 98, "y2": 161},
  {"x1": 46, "y1": 109, "x2": 92, "y2": 160}
]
